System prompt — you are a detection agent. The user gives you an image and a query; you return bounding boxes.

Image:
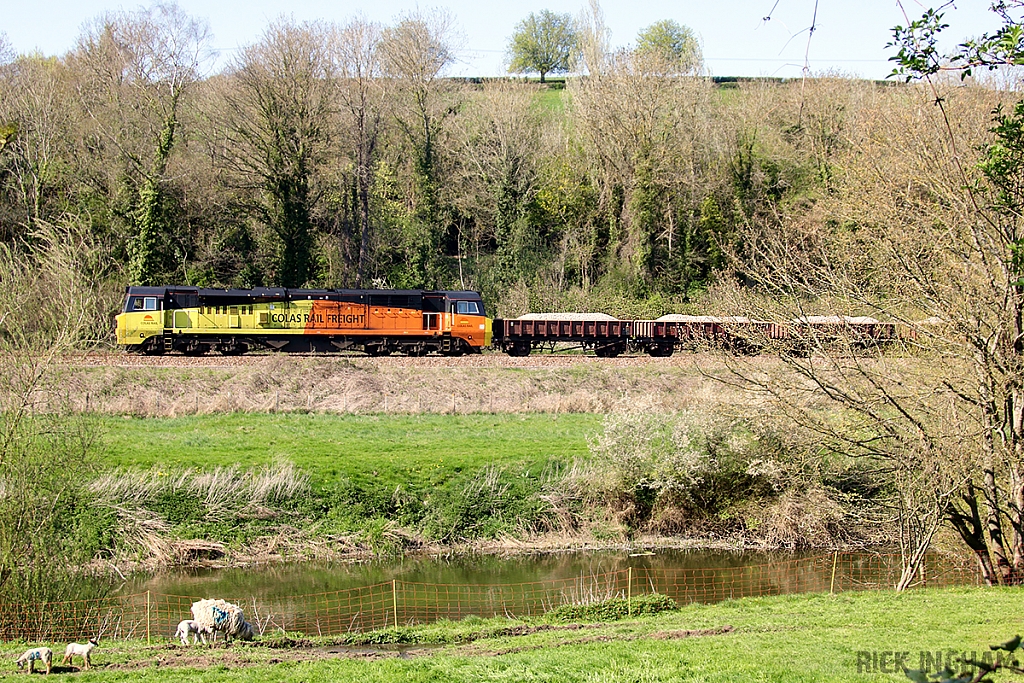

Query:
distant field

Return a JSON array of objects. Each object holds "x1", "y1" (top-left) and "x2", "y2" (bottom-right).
[{"x1": 93, "y1": 412, "x2": 601, "y2": 484}]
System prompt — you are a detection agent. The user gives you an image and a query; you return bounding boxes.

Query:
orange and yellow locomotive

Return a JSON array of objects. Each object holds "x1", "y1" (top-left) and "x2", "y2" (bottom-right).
[{"x1": 115, "y1": 286, "x2": 491, "y2": 356}]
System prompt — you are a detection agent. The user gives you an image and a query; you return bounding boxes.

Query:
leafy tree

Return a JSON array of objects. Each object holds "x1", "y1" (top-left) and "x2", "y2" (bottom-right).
[
  {"x1": 635, "y1": 19, "x2": 702, "y2": 74},
  {"x1": 507, "y1": 10, "x2": 577, "y2": 83}
]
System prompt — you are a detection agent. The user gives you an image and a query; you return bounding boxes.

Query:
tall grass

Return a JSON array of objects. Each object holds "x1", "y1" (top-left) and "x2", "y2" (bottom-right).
[
  {"x1": 86, "y1": 463, "x2": 311, "y2": 562},
  {"x1": 90, "y1": 463, "x2": 310, "y2": 512}
]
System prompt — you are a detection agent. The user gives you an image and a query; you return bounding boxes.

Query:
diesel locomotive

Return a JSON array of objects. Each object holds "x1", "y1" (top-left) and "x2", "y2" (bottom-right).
[{"x1": 115, "y1": 286, "x2": 491, "y2": 356}]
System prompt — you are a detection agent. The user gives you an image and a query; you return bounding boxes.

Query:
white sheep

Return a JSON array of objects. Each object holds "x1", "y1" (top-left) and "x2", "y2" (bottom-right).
[
  {"x1": 61, "y1": 638, "x2": 97, "y2": 670},
  {"x1": 15, "y1": 647, "x2": 52, "y2": 674},
  {"x1": 190, "y1": 599, "x2": 255, "y2": 643},
  {"x1": 174, "y1": 619, "x2": 210, "y2": 645}
]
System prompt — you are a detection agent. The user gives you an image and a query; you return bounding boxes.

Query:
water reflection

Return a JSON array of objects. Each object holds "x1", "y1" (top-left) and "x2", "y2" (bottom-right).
[{"x1": 125, "y1": 549, "x2": 819, "y2": 598}]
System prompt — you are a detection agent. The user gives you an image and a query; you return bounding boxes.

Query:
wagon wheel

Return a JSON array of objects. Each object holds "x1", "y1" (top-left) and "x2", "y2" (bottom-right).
[{"x1": 505, "y1": 341, "x2": 531, "y2": 357}]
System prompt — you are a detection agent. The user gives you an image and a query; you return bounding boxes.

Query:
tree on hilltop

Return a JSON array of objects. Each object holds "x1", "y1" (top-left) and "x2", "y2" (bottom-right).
[
  {"x1": 507, "y1": 10, "x2": 577, "y2": 83},
  {"x1": 635, "y1": 19, "x2": 702, "y2": 74}
]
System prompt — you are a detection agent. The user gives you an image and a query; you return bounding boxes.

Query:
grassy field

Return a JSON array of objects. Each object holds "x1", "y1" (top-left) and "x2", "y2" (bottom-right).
[
  {"x1": 1, "y1": 587, "x2": 1016, "y2": 681},
  {"x1": 84, "y1": 413, "x2": 604, "y2": 552},
  {"x1": 93, "y1": 412, "x2": 600, "y2": 483}
]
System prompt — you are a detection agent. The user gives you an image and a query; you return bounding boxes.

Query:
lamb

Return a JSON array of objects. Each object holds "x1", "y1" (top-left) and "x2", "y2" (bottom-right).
[
  {"x1": 15, "y1": 647, "x2": 52, "y2": 674},
  {"x1": 174, "y1": 619, "x2": 210, "y2": 646},
  {"x1": 190, "y1": 599, "x2": 255, "y2": 643},
  {"x1": 61, "y1": 638, "x2": 98, "y2": 670}
]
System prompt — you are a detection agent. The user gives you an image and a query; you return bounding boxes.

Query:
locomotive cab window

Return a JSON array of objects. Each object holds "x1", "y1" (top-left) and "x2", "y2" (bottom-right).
[
  {"x1": 454, "y1": 301, "x2": 481, "y2": 315},
  {"x1": 129, "y1": 297, "x2": 159, "y2": 312}
]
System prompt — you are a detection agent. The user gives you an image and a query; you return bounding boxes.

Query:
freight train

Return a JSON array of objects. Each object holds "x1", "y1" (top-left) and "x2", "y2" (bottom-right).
[{"x1": 114, "y1": 286, "x2": 907, "y2": 357}]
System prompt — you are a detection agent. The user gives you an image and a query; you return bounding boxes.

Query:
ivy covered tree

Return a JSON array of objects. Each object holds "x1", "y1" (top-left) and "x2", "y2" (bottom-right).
[
  {"x1": 221, "y1": 19, "x2": 336, "y2": 288},
  {"x1": 506, "y1": 10, "x2": 577, "y2": 83}
]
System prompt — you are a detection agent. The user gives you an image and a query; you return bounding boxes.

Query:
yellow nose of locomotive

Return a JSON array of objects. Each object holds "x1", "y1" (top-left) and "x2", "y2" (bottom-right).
[{"x1": 115, "y1": 312, "x2": 128, "y2": 345}]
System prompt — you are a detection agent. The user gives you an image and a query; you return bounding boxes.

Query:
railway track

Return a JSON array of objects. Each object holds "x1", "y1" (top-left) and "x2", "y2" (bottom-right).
[{"x1": 65, "y1": 350, "x2": 695, "y2": 369}]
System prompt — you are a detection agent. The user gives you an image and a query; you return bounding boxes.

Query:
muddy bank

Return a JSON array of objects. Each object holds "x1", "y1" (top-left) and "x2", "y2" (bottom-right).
[{"x1": 91, "y1": 531, "x2": 762, "y2": 576}]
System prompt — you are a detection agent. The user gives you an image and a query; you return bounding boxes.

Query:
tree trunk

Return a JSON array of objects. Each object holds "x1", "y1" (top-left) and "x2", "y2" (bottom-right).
[
  {"x1": 983, "y1": 465, "x2": 1015, "y2": 583},
  {"x1": 355, "y1": 103, "x2": 370, "y2": 288},
  {"x1": 949, "y1": 488, "x2": 1000, "y2": 586}
]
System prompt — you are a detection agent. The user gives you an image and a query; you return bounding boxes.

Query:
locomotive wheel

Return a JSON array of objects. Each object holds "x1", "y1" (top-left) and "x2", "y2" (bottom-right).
[
  {"x1": 219, "y1": 343, "x2": 248, "y2": 356},
  {"x1": 441, "y1": 339, "x2": 468, "y2": 356},
  {"x1": 365, "y1": 345, "x2": 392, "y2": 357},
  {"x1": 142, "y1": 337, "x2": 165, "y2": 355},
  {"x1": 181, "y1": 341, "x2": 208, "y2": 356}
]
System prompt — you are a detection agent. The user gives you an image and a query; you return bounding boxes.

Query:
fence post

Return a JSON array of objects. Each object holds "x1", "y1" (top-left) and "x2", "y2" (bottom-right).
[
  {"x1": 146, "y1": 591, "x2": 151, "y2": 644},
  {"x1": 627, "y1": 567, "x2": 632, "y2": 616},
  {"x1": 392, "y1": 579, "x2": 399, "y2": 629},
  {"x1": 830, "y1": 551, "x2": 839, "y2": 595}
]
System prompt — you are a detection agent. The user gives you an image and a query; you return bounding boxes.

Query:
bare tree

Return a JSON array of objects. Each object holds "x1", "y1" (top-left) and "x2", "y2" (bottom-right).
[
  {"x1": 0, "y1": 33, "x2": 13, "y2": 65},
  {"x1": 70, "y1": 1, "x2": 211, "y2": 285},
  {"x1": 716, "y1": 79, "x2": 1022, "y2": 587},
  {"x1": 377, "y1": 8, "x2": 461, "y2": 286},
  {"x1": 568, "y1": 45, "x2": 718, "y2": 294},
  {"x1": 0, "y1": 56, "x2": 76, "y2": 234},
  {"x1": 333, "y1": 17, "x2": 385, "y2": 287},
  {"x1": 0, "y1": 216, "x2": 110, "y2": 603},
  {"x1": 449, "y1": 82, "x2": 545, "y2": 290}
]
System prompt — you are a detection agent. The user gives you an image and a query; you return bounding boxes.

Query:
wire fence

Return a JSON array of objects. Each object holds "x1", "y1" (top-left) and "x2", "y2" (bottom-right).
[{"x1": 0, "y1": 552, "x2": 981, "y2": 642}]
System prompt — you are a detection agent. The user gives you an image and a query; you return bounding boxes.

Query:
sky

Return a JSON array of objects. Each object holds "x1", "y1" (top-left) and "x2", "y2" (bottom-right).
[{"x1": 1, "y1": 0, "x2": 1003, "y2": 80}]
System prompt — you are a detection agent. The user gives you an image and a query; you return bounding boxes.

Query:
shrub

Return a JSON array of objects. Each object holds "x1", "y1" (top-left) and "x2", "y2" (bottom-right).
[
  {"x1": 423, "y1": 466, "x2": 547, "y2": 542},
  {"x1": 547, "y1": 593, "x2": 678, "y2": 622}
]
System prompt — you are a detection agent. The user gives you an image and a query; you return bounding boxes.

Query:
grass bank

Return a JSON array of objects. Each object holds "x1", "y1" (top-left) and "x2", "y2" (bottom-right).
[
  {"x1": 86, "y1": 412, "x2": 600, "y2": 565},
  {"x1": 79, "y1": 407, "x2": 883, "y2": 569},
  {"x1": 1, "y1": 587, "x2": 1015, "y2": 681},
  {"x1": 64, "y1": 354, "x2": 754, "y2": 417}
]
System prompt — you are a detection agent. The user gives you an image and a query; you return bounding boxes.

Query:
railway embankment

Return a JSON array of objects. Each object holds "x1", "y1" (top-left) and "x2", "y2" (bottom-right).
[{"x1": 65, "y1": 351, "x2": 765, "y2": 416}]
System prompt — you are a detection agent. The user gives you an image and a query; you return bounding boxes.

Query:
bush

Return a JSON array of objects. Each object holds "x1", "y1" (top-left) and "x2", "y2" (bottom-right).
[
  {"x1": 585, "y1": 401, "x2": 771, "y2": 525},
  {"x1": 423, "y1": 466, "x2": 547, "y2": 542},
  {"x1": 547, "y1": 593, "x2": 678, "y2": 622}
]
